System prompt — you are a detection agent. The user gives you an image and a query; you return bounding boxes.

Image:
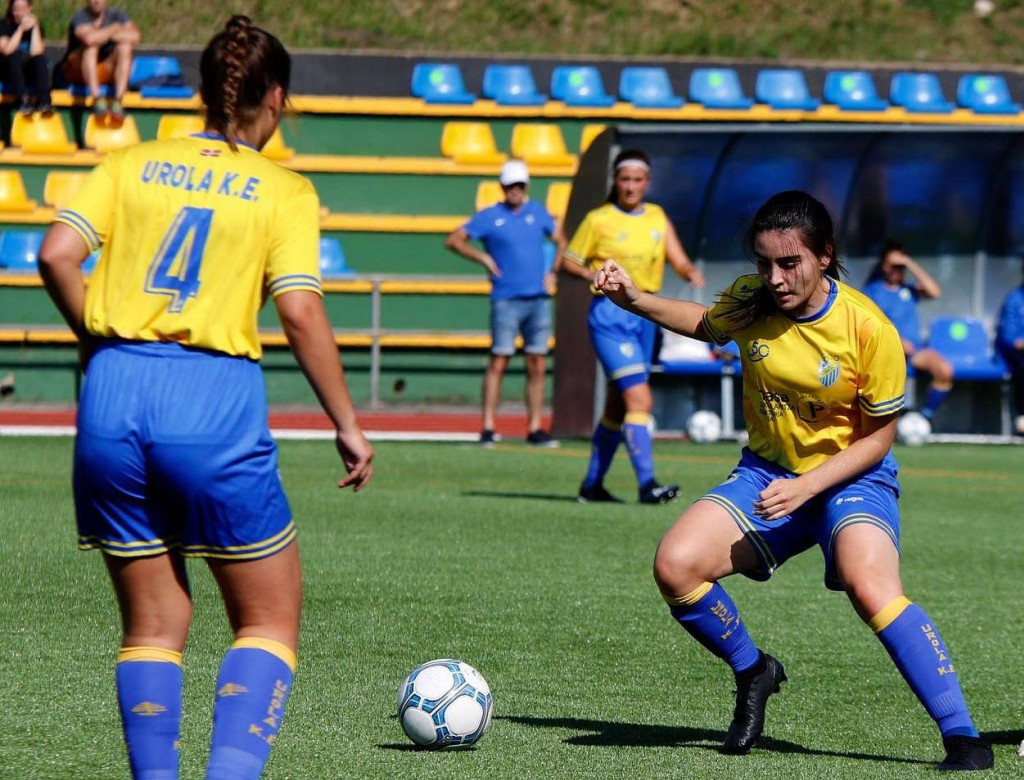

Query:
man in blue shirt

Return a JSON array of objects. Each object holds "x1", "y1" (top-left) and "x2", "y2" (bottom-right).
[
  {"x1": 445, "y1": 160, "x2": 566, "y2": 446},
  {"x1": 996, "y1": 259, "x2": 1024, "y2": 435}
]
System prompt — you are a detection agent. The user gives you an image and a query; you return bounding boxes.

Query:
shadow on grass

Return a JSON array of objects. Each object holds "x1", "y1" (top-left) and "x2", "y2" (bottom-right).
[
  {"x1": 499, "y1": 714, "x2": 932, "y2": 765},
  {"x1": 984, "y1": 729, "x2": 1024, "y2": 746}
]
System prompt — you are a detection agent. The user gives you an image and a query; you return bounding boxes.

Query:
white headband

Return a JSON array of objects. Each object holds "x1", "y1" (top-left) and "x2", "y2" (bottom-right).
[{"x1": 615, "y1": 159, "x2": 650, "y2": 173}]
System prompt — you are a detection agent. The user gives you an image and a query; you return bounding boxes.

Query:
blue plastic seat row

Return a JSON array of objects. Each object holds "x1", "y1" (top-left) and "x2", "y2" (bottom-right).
[
  {"x1": 0, "y1": 231, "x2": 353, "y2": 279},
  {"x1": 64, "y1": 55, "x2": 194, "y2": 99},
  {"x1": 412, "y1": 62, "x2": 1024, "y2": 115}
]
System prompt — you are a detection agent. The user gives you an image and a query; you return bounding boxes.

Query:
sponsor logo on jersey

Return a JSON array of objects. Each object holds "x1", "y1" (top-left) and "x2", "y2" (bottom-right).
[
  {"x1": 747, "y1": 340, "x2": 770, "y2": 362},
  {"x1": 217, "y1": 682, "x2": 249, "y2": 697},
  {"x1": 131, "y1": 701, "x2": 167, "y2": 717}
]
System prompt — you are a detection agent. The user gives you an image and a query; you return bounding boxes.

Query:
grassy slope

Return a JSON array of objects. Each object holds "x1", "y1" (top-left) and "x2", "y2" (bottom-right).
[
  {"x1": 32, "y1": 0, "x2": 1024, "y2": 66},
  {"x1": 2, "y1": 436, "x2": 1022, "y2": 778}
]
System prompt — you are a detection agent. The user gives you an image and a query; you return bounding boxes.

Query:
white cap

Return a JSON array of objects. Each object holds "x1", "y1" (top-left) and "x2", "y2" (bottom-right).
[{"x1": 499, "y1": 159, "x2": 530, "y2": 186}]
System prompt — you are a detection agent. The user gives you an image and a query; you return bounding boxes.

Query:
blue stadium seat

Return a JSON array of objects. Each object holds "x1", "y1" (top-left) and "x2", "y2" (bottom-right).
[
  {"x1": 956, "y1": 74, "x2": 1021, "y2": 115},
  {"x1": 823, "y1": 71, "x2": 888, "y2": 111},
  {"x1": 755, "y1": 69, "x2": 819, "y2": 110},
  {"x1": 66, "y1": 83, "x2": 113, "y2": 98},
  {"x1": 0, "y1": 230, "x2": 44, "y2": 271},
  {"x1": 890, "y1": 72, "x2": 955, "y2": 113},
  {"x1": 411, "y1": 63, "x2": 476, "y2": 104},
  {"x1": 687, "y1": 68, "x2": 753, "y2": 109},
  {"x1": 482, "y1": 64, "x2": 547, "y2": 106},
  {"x1": 319, "y1": 237, "x2": 354, "y2": 278},
  {"x1": 618, "y1": 66, "x2": 684, "y2": 108},
  {"x1": 928, "y1": 317, "x2": 1007, "y2": 381},
  {"x1": 130, "y1": 55, "x2": 194, "y2": 98},
  {"x1": 550, "y1": 66, "x2": 616, "y2": 107}
]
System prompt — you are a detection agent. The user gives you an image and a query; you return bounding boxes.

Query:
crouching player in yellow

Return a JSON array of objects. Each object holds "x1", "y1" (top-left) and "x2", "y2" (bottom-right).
[{"x1": 594, "y1": 190, "x2": 992, "y2": 771}]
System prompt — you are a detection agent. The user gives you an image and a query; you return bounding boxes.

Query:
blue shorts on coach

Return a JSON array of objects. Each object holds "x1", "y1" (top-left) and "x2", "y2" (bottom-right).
[
  {"x1": 490, "y1": 295, "x2": 551, "y2": 356},
  {"x1": 74, "y1": 341, "x2": 294, "y2": 559}
]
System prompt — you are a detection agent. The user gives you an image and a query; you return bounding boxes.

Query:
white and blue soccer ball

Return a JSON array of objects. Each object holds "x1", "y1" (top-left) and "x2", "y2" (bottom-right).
[
  {"x1": 687, "y1": 409, "x2": 722, "y2": 444},
  {"x1": 396, "y1": 659, "x2": 493, "y2": 749},
  {"x1": 896, "y1": 411, "x2": 931, "y2": 447}
]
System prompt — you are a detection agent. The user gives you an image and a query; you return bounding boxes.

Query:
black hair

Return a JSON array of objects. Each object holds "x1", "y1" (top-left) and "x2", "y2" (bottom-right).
[
  {"x1": 717, "y1": 190, "x2": 845, "y2": 329},
  {"x1": 606, "y1": 148, "x2": 652, "y2": 204},
  {"x1": 864, "y1": 238, "x2": 906, "y2": 286},
  {"x1": 200, "y1": 15, "x2": 290, "y2": 152}
]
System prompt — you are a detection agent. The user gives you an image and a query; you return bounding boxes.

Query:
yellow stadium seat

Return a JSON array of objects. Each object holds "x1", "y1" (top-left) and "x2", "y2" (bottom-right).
[
  {"x1": 510, "y1": 124, "x2": 577, "y2": 167},
  {"x1": 545, "y1": 182, "x2": 572, "y2": 221},
  {"x1": 475, "y1": 181, "x2": 504, "y2": 211},
  {"x1": 11, "y1": 113, "x2": 77, "y2": 154},
  {"x1": 85, "y1": 114, "x2": 142, "y2": 153},
  {"x1": 261, "y1": 127, "x2": 294, "y2": 160},
  {"x1": 579, "y1": 123, "x2": 607, "y2": 154},
  {"x1": 0, "y1": 170, "x2": 37, "y2": 211},
  {"x1": 156, "y1": 114, "x2": 204, "y2": 140},
  {"x1": 440, "y1": 122, "x2": 507, "y2": 165},
  {"x1": 43, "y1": 172, "x2": 91, "y2": 210}
]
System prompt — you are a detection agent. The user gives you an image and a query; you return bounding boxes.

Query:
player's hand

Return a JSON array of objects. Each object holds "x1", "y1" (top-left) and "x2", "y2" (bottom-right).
[
  {"x1": 687, "y1": 267, "x2": 706, "y2": 289},
  {"x1": 543, "y1": 271, "x2": 557, "y2": 295},
  {"x1": 20, "y1": 14, "x2": 37, "y2": 30},
  {"x1": 480, "y1": 253, "x2": 500, "y2": 277},
  {"x1": 753, "y1": 477, "x2": 813, "y2": 521},
  {"x1": 335, "y1": 428, "x2": 374, "y2": 492},
  {"x1": 594, "y1": 260, "x2": 640, "y2": 307}
]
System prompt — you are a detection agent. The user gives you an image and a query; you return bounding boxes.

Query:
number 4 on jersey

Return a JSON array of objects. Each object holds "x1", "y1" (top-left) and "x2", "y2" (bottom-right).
[{"x1": 145, "y1": 206, "x2": 214, "y2": 313}]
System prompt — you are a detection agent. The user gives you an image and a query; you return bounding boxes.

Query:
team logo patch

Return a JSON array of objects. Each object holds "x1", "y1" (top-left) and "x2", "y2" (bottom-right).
[
  {"x1": 131, "y1": 702, "x2": 167, "y2": 716},
  {"x1": 899, "y1": 288, "x2": 913, "y2": 302},
  {"x1": 747, "y1": 340, "x2": 770, "y2": 362},
  {"x1": 651, "y1": 229, "x2": 662, "y2": 242},
  {"x1": 526, "y1": 214, "x2": 535, "y2": 224},
  {"x1": 619, "y1": 342, "x2": 635, "y2": 358},
  {"x1": 199, "y1": 148, "x2": 221, "y2": 157},
  {"x1": 818, "y1": 356, "x2": 841, "y2": 387}
]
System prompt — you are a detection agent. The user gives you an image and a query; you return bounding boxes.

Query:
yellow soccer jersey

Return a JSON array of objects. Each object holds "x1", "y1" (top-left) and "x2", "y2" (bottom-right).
[
  {"x1": 702, "y1": 275, "x2": 905, "y2": 474},
  {"x1": 56, "y1": 134, "x2": 322, "y2": 359},
  {"x1": 564, "y1": 202, "x2": 668, "y2": 293}
]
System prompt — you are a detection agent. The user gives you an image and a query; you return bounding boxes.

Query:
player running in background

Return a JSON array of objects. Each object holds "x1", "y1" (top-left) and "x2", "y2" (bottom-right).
[
  {"x1": 594, "y1": 190, "x2": 992, "y2": 770},
  {"x1": 38, "y1": 16, "x2": 374, "y2": 780},
  {"x1": 561, "y1": 148, "x2": 704, "y2": 504}
]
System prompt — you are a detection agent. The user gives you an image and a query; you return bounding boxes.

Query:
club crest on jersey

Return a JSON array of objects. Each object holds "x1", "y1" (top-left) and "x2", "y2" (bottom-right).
[
  {"x1": 619, "y1": 342, "x2": 635, "y2": 358},
  {"x1": 747, "y1": 340, "x2": 770, "y2": 362},
  {"x1": 650, "y1": 229, "x2": 662, "y2": 242},
  {"x1": 818, "y1": 356, "x2": 841, "y2": 387}
]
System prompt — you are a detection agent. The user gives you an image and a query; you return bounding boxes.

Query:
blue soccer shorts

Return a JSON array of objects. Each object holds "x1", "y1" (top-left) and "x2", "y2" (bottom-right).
[
  {"x1": 490, "y1": 295, "x2": 552, "y2": 356},
  {"x1": 699, "y1": 448, "x2": 902, "y2": 591},
  {"x1": 587, "y1": 295, "x2": 656, "y2": 392},
  {"x1": 74, "y1": 341, "x2": 294, "y2": 559}
]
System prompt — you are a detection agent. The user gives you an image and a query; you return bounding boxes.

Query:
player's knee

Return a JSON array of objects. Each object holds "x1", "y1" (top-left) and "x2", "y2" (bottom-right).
[{"x1": 653, "y1": 541, "x2": 705, "y2": 598}]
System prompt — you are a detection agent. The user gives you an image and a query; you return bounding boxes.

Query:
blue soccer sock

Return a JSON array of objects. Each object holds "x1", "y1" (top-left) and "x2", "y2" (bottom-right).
[
  {"x1": 206, "y1": 638, "x2": 296, "y2": 780},
  {"x1": 921, "y1": 386, "x2": 951, "y2": 420},
  {"x1": 582, "y1": 417, "x2": 622, "y2": 488},
  {"x1": 872, "y1": 597, "x2": 978, "y2": 737},
  {"x1": 623, "y1": 411, "x2": 656, "y2": 487},
  {"x1": 116, "y1": 646, "x2": 183, "y2": 780},
  {"x1": 667, "y1": 582, "x2": 762, "y2": 673}
]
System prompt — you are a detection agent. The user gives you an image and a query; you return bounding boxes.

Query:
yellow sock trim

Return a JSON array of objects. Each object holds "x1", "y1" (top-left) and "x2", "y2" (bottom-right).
[
  {"x1": 662, "y1": 581, "x2": 713, "y2": 607},
  {"x1": 869, "y1": 596, "x2": 912, "y2": 634},
  {"x1": 233, "y1": 637, "x2": 298, "y2": 673},
  {"x1": 623, "y1": 411, "x2": 651, "y2": 426},
  {"x1": 117, "y1": 646, "x2": 183, "y2": 665},
  {"x1": 599, "y1": 416, "x2": 622, "y2": 432}
]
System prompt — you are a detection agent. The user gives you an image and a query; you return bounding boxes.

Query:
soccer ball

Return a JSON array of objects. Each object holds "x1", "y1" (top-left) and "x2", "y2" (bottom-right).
[
  {"x1": 687, "y1": 409, "x2": 722, "y2": 444},
  {"x1": 396, "y1": 659, "x2": 493, "y2": 749},
  {"x1": 896, "y1": 411, "x2": 931, "y2": 447}
]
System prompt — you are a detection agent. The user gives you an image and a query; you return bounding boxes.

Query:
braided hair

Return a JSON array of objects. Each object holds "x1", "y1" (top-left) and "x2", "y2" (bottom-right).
[{"x1": 200, "y1": 15, "x2": 291, "y2": 152}]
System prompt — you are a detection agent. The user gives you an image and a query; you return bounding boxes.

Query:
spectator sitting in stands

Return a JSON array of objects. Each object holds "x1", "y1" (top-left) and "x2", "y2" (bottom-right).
[
  {"x1": 0, "y1": 0, "x2": 52, "y2": 115},
  {"x1": 863, "y1": 239, "x2": 953, "y2": 423},
  {"x1": 61, "y1": 0, "x2": 139, "y2": 121},
  {"x1": 996, "y1": 258, "x2": 1024, "y2": 436}
]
